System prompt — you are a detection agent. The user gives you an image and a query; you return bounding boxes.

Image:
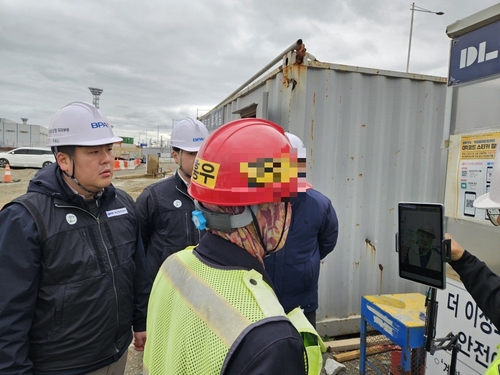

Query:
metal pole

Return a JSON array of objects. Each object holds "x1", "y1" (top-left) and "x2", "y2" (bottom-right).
[
  {"x1": 222, "y1": 39, "x2": 304, "y2": 104},
  {"x1": 406, "y1": 3, "x2": 415, "y2": 73}
]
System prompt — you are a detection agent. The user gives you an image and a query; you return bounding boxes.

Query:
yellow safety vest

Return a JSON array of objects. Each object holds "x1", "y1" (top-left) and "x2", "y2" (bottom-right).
[
  {"x1": 143, "y1": 248, "x2": 325, "y2": 375},
  {"x1": 485, "y1": 344, "x2": 500, "y2": 375}
]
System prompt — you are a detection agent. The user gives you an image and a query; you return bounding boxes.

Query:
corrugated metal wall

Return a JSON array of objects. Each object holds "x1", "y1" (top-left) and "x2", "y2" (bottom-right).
[{"x1": 201, "y1": 53, "x2": 447, "y2": 336}]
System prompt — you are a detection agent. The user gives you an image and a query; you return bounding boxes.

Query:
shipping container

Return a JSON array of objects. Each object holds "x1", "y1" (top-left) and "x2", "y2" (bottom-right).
[{"x1": 200, "y1": 41, "x2": 448, "y2": 337}]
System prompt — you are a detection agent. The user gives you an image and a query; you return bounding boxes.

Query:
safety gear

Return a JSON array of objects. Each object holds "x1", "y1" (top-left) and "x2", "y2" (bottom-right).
[
  {"x1": 417, "y1": 222, "x2": 436, "y2": 239},
  {"x1": 188, "y1": 118, "x2": 300, "y2": 206},
  {"x1": 192, "y1": 200, "x2": 258, "y2": 232},
  {"x1": 143, "y1": 248, "x2": 324, "y2": 375},
  {"x1": 285, "y1": 131, "x2": 306, "y2": 159},
  {"x1": 486, "y1": 208, "x2": 500, "y2": 226},
  {"x1": 285, "y1": 131, "x2": 312, "y2": 190},
  {"x1": 47, "y1": 102, "x2": 122, "y2": 147},
  {"x1": 170, "y1": 117, "x2": 209, "y2": 152},
  {"x1": 475, "y1": 142, "x2": 500, "y2": 209},
  {"x1": 485, "y1": 343, "x2": 500, "y2": 375},
  {"x1": 474, "y1": 143, "x2": 500, "y2": 225}
]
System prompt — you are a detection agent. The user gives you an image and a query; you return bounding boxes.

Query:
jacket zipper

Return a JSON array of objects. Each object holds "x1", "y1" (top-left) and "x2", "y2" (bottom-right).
[
  {"x1": 55, "y1": 203, "x2": 121, "y2": 353},
  {"x1": 176, "y1": 185, "x2": 201, "y2": 241}
]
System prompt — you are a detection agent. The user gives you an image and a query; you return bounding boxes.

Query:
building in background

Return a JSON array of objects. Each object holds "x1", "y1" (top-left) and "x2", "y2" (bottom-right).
[{"x1": 0, "y1": 118, "x2": 49, "y2": 148}]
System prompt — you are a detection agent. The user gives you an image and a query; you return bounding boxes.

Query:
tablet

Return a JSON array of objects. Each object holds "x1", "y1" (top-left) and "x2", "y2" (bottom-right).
[{"x1": 398, "y1": 202, "x2": 446, "y2": 289}]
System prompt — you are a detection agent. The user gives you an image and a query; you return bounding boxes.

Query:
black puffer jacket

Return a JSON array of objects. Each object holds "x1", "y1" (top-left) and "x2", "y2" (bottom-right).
[
  {"x1": 136, "y1": 171, "x2": 205, "y2": 281},
  {"x1": 0, "y1": 164, "x2": 149, "y2": 375}
]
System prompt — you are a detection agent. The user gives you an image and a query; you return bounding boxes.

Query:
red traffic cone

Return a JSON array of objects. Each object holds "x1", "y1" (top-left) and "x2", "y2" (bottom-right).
[{"x1": 4, "y1": 164, "x2": 12, "y2": 183}]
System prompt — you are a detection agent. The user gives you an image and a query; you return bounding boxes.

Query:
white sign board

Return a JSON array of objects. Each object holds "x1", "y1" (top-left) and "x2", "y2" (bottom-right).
[{"x1": 426, "y1": 278, "x2": 499, "y2": 374}]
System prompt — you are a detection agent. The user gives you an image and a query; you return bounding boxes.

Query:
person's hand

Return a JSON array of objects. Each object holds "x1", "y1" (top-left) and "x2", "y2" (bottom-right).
[
  {"x1": 133, "y1": 331, "x2": 146, "y2": 351},
  {"x1": 445, "y1": 233, "x2": 465, "y2": 261}
]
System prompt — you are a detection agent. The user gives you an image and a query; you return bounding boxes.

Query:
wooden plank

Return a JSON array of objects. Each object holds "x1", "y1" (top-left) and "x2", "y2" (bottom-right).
[
  {"x1": 332, "y1": 344, "x2": 395, "y2": 363},
  {"x1": 324, "y1": 335, "x2": 393, "y2": 352},
  {"x1": 323, "y1": 338, "x2": 360, "y2": 352}
]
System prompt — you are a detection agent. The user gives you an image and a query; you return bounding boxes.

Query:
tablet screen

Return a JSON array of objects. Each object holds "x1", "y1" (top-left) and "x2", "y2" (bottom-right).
[{"x1": 398, "y1": 202, "x2": 446, "y2": 289}]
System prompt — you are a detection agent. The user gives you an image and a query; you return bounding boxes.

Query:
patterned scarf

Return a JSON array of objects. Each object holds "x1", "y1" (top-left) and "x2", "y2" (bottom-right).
[{"x1": 204, "y1": 202, "x2": 292, "y2": 266}]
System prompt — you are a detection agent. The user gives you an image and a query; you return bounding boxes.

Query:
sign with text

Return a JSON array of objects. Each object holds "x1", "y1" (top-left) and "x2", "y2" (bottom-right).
[
  {"x1": 426, "y1": 278, "x2": 499, "y2": 374},
  {"x1": 449, "y1": 21, "x2": 500, "y2": 85},
  {"x1": 457, "y1": 133, "x2": 500, "y2": 221}
]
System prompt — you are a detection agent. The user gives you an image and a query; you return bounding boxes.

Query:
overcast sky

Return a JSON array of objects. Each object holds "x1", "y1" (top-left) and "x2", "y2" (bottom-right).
[{"x1": 1, "y1": 0, "x2": 498, "y2": 144}]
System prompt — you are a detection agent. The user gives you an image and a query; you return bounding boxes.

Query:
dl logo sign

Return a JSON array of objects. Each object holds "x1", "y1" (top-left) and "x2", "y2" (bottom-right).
[
  {"x1": 449, "y1": 20, "x2": 500, "y2": 85},
  {"x1": 459, "y1": 41, "x2": 498, "y2": 69}
]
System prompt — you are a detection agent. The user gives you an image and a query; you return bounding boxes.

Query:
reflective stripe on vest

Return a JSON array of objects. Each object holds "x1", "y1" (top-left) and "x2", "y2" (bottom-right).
[{"x1": 166, "y1": 252, "x2": 283, "y2": 346}]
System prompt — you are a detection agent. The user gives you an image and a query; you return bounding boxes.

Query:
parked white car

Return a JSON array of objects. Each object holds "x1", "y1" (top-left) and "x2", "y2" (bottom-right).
[{"x1": 0, "y1": 147, "x2": 55, "y2": 168}]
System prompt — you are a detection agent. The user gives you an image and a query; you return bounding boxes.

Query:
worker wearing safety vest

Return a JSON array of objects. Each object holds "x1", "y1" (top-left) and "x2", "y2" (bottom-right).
[
  {"x1": 143, "y1": 118, "x2": 325, "y2": 375},
  {"x1": 447, "y1": 143, "x2": 500, "y2": 374}
]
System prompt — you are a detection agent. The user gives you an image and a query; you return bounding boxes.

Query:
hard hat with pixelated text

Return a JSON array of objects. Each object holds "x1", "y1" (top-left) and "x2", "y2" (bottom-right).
[
  {"x1": 188, "y1": 118, "x2": 300, "y2": 206},
  {"x1": 170, "y1": 117, "x2": 209, "y2": 152},
  {"x1": 47, "y1": 102, "x2": 122, "y2": 147}
]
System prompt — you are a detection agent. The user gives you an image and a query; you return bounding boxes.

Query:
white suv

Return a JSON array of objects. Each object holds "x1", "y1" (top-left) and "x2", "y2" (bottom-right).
[{"x1": 0, "y1": 147, "x2": 55, "y2": 169}]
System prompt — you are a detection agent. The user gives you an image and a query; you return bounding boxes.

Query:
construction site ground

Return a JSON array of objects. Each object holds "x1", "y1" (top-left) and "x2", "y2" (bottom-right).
[{"x1": 0, "y1": 163, "x2": 362, "y2": 375}]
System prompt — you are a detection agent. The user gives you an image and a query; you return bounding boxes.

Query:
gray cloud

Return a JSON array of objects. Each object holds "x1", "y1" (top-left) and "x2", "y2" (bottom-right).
[{"x1": 1, "y1": 0, "x2": 498, "y2": 142}]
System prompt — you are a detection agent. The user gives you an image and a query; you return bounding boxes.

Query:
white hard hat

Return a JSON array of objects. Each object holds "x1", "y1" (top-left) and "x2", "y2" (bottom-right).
[
  {"x1": 284, "y1": 131, "x2": 312, "y2": 190},
  {"x1": 170, "y1": 117, "x2": 209, "y2": 152},
  {"x1": 474, "y1": 142, "x2": 500, "y2": 209},
  {"x1": 285, "y1": 132, "x2": 306, "y2": 159},
  {"x1": 47, "y1": 102, "x2": 122, "y2": 147},
  {"x1": 417, "y1": 222, "x2": 436, "y2": 238}
]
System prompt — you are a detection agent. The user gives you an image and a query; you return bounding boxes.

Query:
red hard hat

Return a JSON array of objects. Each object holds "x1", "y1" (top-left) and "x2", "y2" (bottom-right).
[{"x1": 188, "y1": 118, "x2": 300, "y2": 206}]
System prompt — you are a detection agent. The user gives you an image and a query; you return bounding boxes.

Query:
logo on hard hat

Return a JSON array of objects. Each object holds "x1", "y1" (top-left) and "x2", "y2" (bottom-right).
[
  {"x1": 90, "y1": 122, "x2": 109, "y2": 129},
  {"x1": 192, "y1": 137, "x2": 205, "y2": 142}
]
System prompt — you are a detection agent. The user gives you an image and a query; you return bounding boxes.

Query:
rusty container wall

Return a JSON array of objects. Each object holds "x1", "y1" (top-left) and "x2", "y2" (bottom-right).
[{"x1": 201, "y1": 54, "x2": 447, "y2": 337}]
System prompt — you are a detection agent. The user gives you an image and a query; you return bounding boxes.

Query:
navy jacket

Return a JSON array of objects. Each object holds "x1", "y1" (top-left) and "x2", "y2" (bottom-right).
[
  {"x1": 0, "y1": 164, "x2": 149, "y2": 375},
  {"x1": 265, "y1": 188, "x2": 338, "y2": 314}
]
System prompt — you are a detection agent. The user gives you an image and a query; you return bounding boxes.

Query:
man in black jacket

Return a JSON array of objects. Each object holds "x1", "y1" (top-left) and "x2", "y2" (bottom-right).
[
  {"x1": 136, "y1": 117, "x2": 209, "y2": 281},
  {"x1": 0, "y1": 102, "x2": 149, "y2": 375}
]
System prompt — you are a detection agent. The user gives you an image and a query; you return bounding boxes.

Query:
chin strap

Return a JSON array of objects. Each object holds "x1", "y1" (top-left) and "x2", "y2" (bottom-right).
[
  {"x1": 192, "y1": 200, "x2": 257, "y2": 232},
  {"x1": 177, "y1": 149, "x2": 191, "y2": 178},
  {"x1": 62, "y1": 159, "x2": 98, "y2": 197}
]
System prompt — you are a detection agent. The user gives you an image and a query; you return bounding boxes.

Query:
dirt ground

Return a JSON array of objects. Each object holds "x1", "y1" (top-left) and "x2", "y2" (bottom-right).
[
  {"x1": 0, "y1": 164, "x2": 361, "y2": 374},
  {"x1": 0, "y1": 164, "x2": 167, "y2": 209}
]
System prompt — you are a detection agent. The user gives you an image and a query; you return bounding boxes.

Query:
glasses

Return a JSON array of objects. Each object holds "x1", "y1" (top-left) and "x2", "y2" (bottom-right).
[{"x1": 487, "y1": 209, "x2": 500, "y2": 226}]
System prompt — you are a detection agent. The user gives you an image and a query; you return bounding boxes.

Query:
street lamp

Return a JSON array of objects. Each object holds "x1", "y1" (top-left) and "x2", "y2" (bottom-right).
[{"x1": 406, "y1": 3, "x2": 444, "y2": 73}]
